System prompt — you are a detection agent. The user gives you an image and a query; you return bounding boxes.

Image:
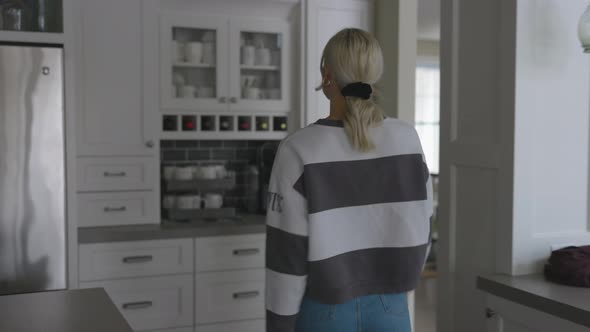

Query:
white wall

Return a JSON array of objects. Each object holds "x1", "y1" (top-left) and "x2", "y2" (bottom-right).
[
  {"x1": 375, "y1": 0, "x2": 417, "y2": 123},
  {"x1": 512, "y1": 0, "x2": 590, "y2": 275}
]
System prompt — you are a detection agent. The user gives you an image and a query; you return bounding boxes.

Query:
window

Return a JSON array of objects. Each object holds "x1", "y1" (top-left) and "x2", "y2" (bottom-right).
[{"x1": 415, "y1": 64, "x2": 440, "y2": 174}]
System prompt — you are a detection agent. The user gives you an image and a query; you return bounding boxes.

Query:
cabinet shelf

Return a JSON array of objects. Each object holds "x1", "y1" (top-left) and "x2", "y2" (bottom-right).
[
  {"x1": 240, "y1": 65, "x2": 280, "y2": 71},
  {"x1": 173, "y1": 62, "x2": 216, "y2": 69}
]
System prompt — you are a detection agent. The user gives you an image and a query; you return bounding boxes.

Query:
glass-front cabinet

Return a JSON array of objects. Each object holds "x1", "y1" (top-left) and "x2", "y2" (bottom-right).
[
  {"x1": 0, "y1": 0, "x2": 63, "y2": 33},
  {"x1": 160, "y1": 15, "x2": 229, "y2": 112},
  {"x1": 160, "y1": 14, "x2": 290, "y2": 115}
]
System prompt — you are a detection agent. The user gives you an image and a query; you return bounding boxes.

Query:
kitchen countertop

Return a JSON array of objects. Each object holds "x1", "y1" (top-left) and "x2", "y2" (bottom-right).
[
  {"x1": 78, "y1": 214, "x2": 266, "y2": 244},
  {"x1": 0, "y1": 288, "x2": 133, "y2": 332},
  {"x1": 477, "y1": 274, "x2": 590, "y2": 327}
]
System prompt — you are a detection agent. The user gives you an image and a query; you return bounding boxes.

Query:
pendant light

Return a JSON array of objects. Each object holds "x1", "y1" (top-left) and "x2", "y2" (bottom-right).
[{"x1": 579, "y1": 4, "x2": 590, "y2": 53}]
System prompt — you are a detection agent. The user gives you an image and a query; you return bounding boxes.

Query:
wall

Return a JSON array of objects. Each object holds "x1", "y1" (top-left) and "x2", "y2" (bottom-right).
[
  {"x1": 512, "y1": 0, "x2": 590, "y2": 274},
  {"x1": 375, "y1": 0, "x2": 417, "y2": 123},
  {"x1": 417, "y1": 40, "x2": 439, "y2": 59},
  {"x1": 160, "y1": 140, "x2": 279, "y2": 211}
]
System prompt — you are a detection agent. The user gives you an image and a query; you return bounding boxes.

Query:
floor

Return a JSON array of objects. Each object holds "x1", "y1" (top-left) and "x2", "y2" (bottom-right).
[{"x1": 415, "y1": 276, "x2": 437, "y2": 332}]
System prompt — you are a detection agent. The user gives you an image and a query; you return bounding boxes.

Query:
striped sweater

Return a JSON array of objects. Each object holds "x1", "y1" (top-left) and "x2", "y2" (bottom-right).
[{"x1": 265, "y1": 118, "x2": 433, "y2": 331}]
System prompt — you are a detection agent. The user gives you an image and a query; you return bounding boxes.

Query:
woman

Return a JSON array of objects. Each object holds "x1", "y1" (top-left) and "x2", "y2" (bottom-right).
[{"x1": 265, "y1": 28, "x2": 433, "y2": 332}]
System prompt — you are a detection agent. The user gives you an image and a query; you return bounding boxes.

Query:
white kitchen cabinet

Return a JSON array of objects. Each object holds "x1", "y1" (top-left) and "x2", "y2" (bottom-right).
[
  {"x1": 485, "y1": 295, "x2": 589, "y2": 332},
  {"x1": 160, "y1": 14, "x2": 291, "y2": 114},
  {"x1": 79, "y1": 239, "x2": 194, "y2": 281},
  {"x1": 195, "y1": 234, "x2": 265, "y2": 272},
  {"x1": 76, "y1": 0, "x2": 155, "y2": 156},
  {"x1": 197, "y1": 319, "x2": 265, "y2": 332},
  {"x1": 195, "y1": 269, "x2": 265, "y2": 324},
  {"x1": 80, "y1": 274, "x2": 194, "y2": 332},
  {"x1": 77, "y1": 191, "x2": 157, "y2": 227},
  {"x1": 76, "y1": 157, "x2": 156, "y2": 192}
]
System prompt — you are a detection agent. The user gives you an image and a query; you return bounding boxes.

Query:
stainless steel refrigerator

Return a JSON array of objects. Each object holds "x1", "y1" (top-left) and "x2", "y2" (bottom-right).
[{"x1": 0, "y1": 44, "x2": 66, "y2": 295}]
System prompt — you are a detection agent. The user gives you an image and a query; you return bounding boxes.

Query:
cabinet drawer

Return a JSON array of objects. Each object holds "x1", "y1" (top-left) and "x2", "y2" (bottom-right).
[
  {"x1": 79, "y1": 239, "x2": 194, "y2": 281},
  {"x1": 78, "y1": 191, "x2": 156, "y2": 227},
  {"x1": 195, "y1": 269, "x2": 265, "y2": 324},
  {"x1": 197, "y1": 320, "x2": 264, "y2": 332},
  {"x1": 150, "y1": 328, "x2": 193, "y2": 332},
  {"x1": 77, "y1": 157, "x2": 155, "y2": 192},
  {"x1": 195, "y1": 234, "x2": 265, "y2": 272},
  {"x1": 80, "y1": 275, "x2": 194, "y2": 331}
]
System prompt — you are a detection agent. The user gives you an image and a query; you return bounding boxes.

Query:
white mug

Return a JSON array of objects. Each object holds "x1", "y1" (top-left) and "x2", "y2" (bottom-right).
[
  {"x1": 197, "y1": 86, "x2": 214, "y2": 98},
  {"x1": 271, "y1": 50, "x2": 281, "y2": 66},
  {"x1": 185, "y1": 42, "x2": 203, "y2": 63},
  {"x1": 204, "y1": 193, "x2": 223, "y2": 209},
  {"x1": 181, "y1": 85, "x2": 196, "y2": 98},
  {"x1": 202, "y1": 42, "x2": 215, "y2": 65},
  {"x1": 200, "y1": 166, "x2": 217, "y2": 180},
  {"x1": 214, "y1": 165, "x2": 227, "y2": 179},
  {"x1": 245, "y1": 87, "x2": 261, "y2": 100},
  {"x1": 267, "y1": 88, "x2": 281, "y2": 100},
  {"x1": 177, "y1": 195, "x2": 196, "y2": 209},
  {"x1": 163, "y1": 166, "x2": 177, "y2": 180},
  {"x1": 241, "y1": 45, "x2": 256, "y2": 66},
  {"x1": 255, "y1": 48, "x2": 272, "y2": 66},
  {"x1": 162, "y1": 195, "x2": 177, "y2": 209},
  {"x1": 172, "y1": 41, "x2": 186, "y2": 62},
  {"x1": 175, "y1": 166, "x2": 194, "y2": 180}
]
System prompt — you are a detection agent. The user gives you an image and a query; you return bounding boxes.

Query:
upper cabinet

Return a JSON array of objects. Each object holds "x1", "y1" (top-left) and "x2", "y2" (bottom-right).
[
  {"x1": 0, "y1": 0, "x2": 64, "y2": 44},
  {"x1": 160, "y1": 14, "x2": 291, "y2": 114},
  {"x1": 75, "y1": 0, "x2": 155, "y2": 156}
]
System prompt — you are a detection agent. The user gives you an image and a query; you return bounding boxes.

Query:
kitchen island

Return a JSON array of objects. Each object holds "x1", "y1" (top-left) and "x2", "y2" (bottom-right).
[{"x1": 0, "y1": 288, "x2": 132, "y2": 332}]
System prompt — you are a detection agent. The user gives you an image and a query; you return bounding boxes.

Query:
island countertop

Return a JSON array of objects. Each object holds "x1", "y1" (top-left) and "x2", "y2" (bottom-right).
[
  {"x1": 477, "y1": 274, "x2": 590, "y2": 328},
  {"x1": 78, "y1": 213, "x2": 266, "y2": 244},
  {"x1": 0, "y1": 288, "x2": 133, "y2": 332}
]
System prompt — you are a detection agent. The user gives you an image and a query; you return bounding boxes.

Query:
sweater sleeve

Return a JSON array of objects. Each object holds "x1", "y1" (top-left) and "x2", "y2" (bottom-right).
[{"x1": 265, "y1": 141, "x2": 308, "y2": 332}]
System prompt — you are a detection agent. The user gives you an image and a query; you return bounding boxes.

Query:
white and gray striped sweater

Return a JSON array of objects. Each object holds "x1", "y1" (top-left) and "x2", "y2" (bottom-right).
[{"x1": 265, "y1": 118, "x2": 433, "y2": 331}]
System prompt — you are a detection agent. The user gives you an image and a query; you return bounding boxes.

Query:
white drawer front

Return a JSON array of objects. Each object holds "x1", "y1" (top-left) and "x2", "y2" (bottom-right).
[
  {"x1": 77, "y1": 157, "x2": 155, "y2": 192},
  {"x1": 150, "y1": 328, "x2": 193, "y2": 332},
  {"x1": 80, "y1": 275, "x2": 194, "y2": 331},
  {"x1": 195, "y1": 269, "x2": 265, "y2": 324},
  {"x1": 196, "y1": 234, "x2": 265, "y2": 272},
  {"x1": 197, "y1": 320, "x2": 264, "y2": 332},
  {"x1": 78, "y1": 191, "x2": 156, "y2": 227},
  {"x1": 79, "y1": 239, "x2": 194, "y2": 281}
]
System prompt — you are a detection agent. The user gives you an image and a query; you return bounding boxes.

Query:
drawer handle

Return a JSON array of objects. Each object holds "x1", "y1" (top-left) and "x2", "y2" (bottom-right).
[
  {"x1": 122, "y1": 301, "x2": 153, "y2": 310},
  {"x1": 233, "y1": 248, "x2": 260, "y2": 256},
  {"x1": 103, "y1": 206, "x2": 127, "y2": 213},
  {"x1": 233, "y1": 291, "x2": 260, "y2": 300},
  {"x1": 103, "y1": 171, "x2": 127, "y2": 177},
  {"x1": 122, "y1": 255, "x2": 153, "y2": 264}
]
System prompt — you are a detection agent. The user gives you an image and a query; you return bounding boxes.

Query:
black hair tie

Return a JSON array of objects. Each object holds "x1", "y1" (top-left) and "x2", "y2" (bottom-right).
[{"x1": 341, "y1": 82, "x2": 372, "y2": 100}]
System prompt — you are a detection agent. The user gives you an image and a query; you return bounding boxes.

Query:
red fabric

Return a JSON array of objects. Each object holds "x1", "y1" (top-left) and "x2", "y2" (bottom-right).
[{"x1": 544, "y1": 246, "x2": 590, "y2": 287}]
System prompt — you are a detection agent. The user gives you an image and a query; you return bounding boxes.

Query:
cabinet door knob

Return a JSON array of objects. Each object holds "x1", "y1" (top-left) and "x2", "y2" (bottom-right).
[
  {"x1": 145, "y1": 140, "x2": 154, "y2": 148},
  {"x1": 229, "y1": 97, "x2": 238, "y2": 103},
  {"x1": 219, "y1": 97, "x2": 227, "y2": 103}
]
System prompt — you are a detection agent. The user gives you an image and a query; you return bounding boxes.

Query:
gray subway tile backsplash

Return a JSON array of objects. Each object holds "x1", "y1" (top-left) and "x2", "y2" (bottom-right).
[{"x1": 161, "y1": 140, "x2": 280, "y2": 212}]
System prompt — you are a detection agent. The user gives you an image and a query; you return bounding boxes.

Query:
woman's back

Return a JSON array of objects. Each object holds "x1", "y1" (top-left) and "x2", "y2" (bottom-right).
[{"x1": 265, "y1": 117, "x2": 433, "y2": 331}]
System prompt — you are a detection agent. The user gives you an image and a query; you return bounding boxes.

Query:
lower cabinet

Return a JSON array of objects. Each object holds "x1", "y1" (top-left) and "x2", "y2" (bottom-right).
[
  {"x1": 196, "y1": 319, "x2": 265, "y2": 332},
  {"x1": 195, "y1": 269, "x2": 265, "y2": 324},
  {"x1": 485, "y1": 295, "x2": 588, "y2": 332},
  {"x1": 80, "y1": 274, "x2": 194, "y2": 331}
]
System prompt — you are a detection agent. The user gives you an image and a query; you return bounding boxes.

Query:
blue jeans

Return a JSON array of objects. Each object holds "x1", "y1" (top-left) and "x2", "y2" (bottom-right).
[{"x1": 295, "y1": 293, "x2": 411, "y2": 332}]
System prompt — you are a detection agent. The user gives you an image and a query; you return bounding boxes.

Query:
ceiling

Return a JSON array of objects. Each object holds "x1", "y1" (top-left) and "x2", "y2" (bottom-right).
[{"x1": 418, "y1": 0, "x2": 440, "y2": 41}]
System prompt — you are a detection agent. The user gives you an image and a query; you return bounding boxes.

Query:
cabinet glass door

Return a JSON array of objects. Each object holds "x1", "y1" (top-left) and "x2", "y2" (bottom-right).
[
  {"x1": 161, "y1": 15, "x2": 228, "y2": 111},
  {"x1": 0, "y1": 0, "x2": 63, "y2": 33},
  {"x1": 230, "y1": 20, "x2": 290, "y2": 113}
]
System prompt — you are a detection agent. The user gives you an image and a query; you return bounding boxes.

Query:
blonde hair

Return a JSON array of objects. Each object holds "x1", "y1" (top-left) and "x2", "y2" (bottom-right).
[{"x1": 320, "y1": 28, "x2": 384, "y2": 152}]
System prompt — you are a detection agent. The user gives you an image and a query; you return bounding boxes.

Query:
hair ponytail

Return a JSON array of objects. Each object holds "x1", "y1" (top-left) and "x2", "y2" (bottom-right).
[
  {"x1": 343, "y1": 96, "x2": 384, "y2": 152},
  {"x1": 321, "y1": 28, "x2": 385, "y2": 152}
]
